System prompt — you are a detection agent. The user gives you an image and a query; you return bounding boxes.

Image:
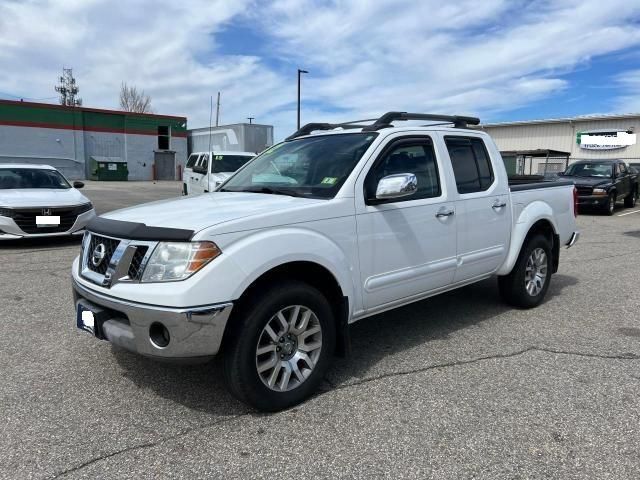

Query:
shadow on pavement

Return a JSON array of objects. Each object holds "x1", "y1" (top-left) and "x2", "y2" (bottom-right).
[
  {"x1": 0, "y1": 234, "x2": 82, "y2": 250},
  {"x1": 111, "y1": 274, "x2": 578, "y2": 415}
]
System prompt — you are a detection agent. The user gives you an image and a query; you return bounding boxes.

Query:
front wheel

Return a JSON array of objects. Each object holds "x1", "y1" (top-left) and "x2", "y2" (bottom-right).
[
  {"x1": 498, "y1": 234, "x2": 552, "y2": 309},
  {"x1": 624, "y1": 189, "x2": 637, "y2": 208},
  {"x1": 604, "y1": 193, "x2": 616, "y2": 215},
  {"x1": 223, "y1": 281, "x2": 336, "y2": 411}
]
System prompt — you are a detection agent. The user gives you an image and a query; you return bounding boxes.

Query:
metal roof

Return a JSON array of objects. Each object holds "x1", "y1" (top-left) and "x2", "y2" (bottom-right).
[{"x1": 479, "y1": 113, "x2": 640, "y2": 128}]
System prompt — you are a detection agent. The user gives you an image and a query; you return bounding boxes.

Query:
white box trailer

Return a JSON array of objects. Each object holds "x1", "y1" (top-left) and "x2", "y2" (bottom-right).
[{"x1": 187, "y1": 123, "x2": 273, "y2": 156}]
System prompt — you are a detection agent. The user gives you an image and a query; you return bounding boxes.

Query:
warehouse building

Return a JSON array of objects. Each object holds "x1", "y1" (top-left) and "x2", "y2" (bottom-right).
[
  {"x1": 478, "y1": 113, "x2": 640, "y2": 175},
  {"x1": 0, "y1": 99, "x2": 187, "y2": 180},
  {"x1": 188, "y1": 123, "x2": 273, "y2": 155}
]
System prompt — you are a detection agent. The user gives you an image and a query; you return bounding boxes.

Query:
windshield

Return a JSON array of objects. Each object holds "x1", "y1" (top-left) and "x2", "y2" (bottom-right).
[
  {"x1": 0, "y1": 168, "x2": 71, "y2": 189},
  {"x1": 220, "y1": 133, "x2": 378, "y2": 198},
  {"x1": 564, "y1": 163, "x2": 613, "y2": 178},
  {"x1": 212, "y1": 154, "x2": 254, "y2": 173}
]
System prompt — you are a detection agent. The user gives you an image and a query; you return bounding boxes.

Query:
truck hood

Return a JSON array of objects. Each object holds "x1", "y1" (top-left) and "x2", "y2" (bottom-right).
[
  {"x1": 0, "y1": 188, "x2": 89, "y2": 208},
  {"x1": 102, "y1": 192, "x2": 325, "y2": 232},
  {"x1": 562, "y1": 175, "x2": 612, "y2": 188}
]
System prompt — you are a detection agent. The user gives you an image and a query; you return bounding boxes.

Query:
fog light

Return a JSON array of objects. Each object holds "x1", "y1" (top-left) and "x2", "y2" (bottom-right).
[{"x1": 149, "y1": 322, "x2": 170, "y2": 348}]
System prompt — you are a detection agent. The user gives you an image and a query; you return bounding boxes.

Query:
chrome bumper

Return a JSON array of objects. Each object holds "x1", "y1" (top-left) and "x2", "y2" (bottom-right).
[
  {"x1": 566, "y1": 231, "x2": 580, "y2": 248},
  {"x1": 72, "y1": 279, "x2": 233, "y2": 360}
]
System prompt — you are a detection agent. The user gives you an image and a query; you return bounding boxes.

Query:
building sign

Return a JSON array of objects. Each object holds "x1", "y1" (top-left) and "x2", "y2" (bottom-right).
[{"x1": 577, "y1": 130, "x2": 636, "y2": 150}]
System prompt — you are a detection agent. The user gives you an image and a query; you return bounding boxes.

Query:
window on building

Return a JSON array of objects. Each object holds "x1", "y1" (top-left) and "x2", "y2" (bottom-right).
[
  {"x1": 445, "y1": 136, "x2": 494, "y2": 194},
  {"x1": 158, "y1": 126, "x2": 170, "y2": 150}
]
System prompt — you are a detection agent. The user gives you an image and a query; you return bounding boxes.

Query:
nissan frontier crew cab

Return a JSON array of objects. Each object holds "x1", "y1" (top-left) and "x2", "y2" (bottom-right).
[{"x1": 72, "y1": 112, "x2": 580, "y2": 411}]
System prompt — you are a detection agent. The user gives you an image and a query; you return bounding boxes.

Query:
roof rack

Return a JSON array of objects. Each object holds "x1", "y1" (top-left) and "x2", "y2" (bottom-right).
[
  {"x1": 362, "y1": 111, "x2": 480, "y2": 131},
  {"x1": 285, "y1": 111, "x2": 480, "y2": 140}
]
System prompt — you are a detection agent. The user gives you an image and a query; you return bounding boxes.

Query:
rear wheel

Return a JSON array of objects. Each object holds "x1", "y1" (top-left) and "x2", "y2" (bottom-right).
[
  {"x1": 498, "y1": 234, "x2": 552, "y2": 309},
  {"x1": 223, "y1": 281, "x2": 335, "y2": 412},
  {"x1": 624, "y1": 189, "x2": 637, "y2": 208},
  {"x1": 604, "y1": 192, "x2": 616, "y2": 215}
]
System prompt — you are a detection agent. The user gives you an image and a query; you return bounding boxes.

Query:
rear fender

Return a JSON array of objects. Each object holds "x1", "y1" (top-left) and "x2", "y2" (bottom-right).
[{"x1": 497, "y1": 201, "x2": 558, "y2": 276}]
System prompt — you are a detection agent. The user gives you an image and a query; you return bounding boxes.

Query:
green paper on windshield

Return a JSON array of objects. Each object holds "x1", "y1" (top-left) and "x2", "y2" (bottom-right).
[{"x1": 321, "y1": 177, "x2": 338, "y2": 185}]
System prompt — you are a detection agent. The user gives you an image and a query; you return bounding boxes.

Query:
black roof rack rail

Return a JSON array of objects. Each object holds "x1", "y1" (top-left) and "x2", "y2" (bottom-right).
[
  {"x1": 285, "y1": 112, "x2": 481, "y2": 140},
  {"x1": 285, "y1": 122, "x2": 372, "y2": 141},
  {"x1": 362, "y1": 111, "x2": 480, "y2": 131}
]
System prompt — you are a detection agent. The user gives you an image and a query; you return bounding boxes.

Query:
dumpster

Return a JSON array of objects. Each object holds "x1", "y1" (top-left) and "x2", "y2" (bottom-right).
[{"x1": 89, "y1": 156, "x2": 128, "y2": 181}]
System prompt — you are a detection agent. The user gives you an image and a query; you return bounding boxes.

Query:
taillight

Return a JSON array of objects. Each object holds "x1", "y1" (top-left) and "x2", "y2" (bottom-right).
[{"x1": 573, "y1": 187, "x2": 578, "y2": 217}]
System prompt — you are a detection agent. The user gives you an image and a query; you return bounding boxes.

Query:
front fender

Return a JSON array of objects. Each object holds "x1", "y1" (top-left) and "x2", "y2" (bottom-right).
[
  {"x1": 497, "y1": 201, "x2": 558, "y2": 276},
  {"x1": 207, "y1": 227, "x2": 358, "y2": 312}
]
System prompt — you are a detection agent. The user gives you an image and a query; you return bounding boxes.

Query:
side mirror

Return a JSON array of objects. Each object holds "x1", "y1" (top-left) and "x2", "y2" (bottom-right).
[
  {"x1": 73, "y1": 181, "x2": 84, "y2": 189},
  {"x1": 375, "y1": 173, "x2": 417, "y2": 200},
  {"x1": 557, "y1": 171, "x2": 564, "y2": 176}
]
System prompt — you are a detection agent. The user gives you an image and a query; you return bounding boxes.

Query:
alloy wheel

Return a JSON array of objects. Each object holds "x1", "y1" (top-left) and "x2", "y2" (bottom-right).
[
  {"x1": 524, "y1": 248, "x2": 547, "y2": 296},
  {"x1": 255, "y1": 305, "x2": 323, "y2": 392}
]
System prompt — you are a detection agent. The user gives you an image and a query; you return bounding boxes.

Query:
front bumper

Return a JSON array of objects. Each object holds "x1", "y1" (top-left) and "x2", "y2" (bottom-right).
[
  {"x1": 72, "y1": 278, "x2": 233, "y2": 360},
  {"x1": 577, "y1": 195, "x2": 608, "y2": 208},
  {"x1": 0, "y1": 209, "x2": 95, "y2": 239}
]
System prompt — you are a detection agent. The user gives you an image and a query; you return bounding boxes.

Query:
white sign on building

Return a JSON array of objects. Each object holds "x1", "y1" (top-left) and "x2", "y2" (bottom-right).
[{"x1": 578, "y1": 130, "x2": 637, "y2": 150}]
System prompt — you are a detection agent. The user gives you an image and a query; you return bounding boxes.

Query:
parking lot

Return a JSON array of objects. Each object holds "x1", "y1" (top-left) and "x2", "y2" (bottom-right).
[{"x1": 1, "y1": 181, "x2": 639, "y2": 479}]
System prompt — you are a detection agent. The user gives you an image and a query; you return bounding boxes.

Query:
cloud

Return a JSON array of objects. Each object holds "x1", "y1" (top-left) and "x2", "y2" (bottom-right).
[{"x1": 1, "y1": 0, "x2": 639, "y2": 140}]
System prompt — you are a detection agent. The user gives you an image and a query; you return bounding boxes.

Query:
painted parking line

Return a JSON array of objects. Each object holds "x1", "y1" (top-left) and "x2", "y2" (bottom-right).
[{"x1": 617, "y1": 209, "x2": 640, "y2": 217}]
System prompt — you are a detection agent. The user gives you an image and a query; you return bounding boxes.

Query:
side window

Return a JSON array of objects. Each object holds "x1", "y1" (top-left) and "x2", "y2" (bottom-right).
[
  {"x1": 445, "y1": 136, "x2": 494, "y2": 194},
  {"x1": 186, "y1": 154, "x2": 199, "y2": 168},
  {"x1": 365, "y1": 140, "x2": 441, "y2": 202},
  {"x1": 199, "y1": 154, "x2": 209, "y2": 172},
  {"x1": 618, "y1": 163, "x2": 627, "y2": 175}
]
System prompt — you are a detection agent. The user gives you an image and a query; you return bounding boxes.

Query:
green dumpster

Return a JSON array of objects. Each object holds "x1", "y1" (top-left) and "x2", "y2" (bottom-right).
[{"x1": 89, "y1": 157, "x2": 129, "y2": 181}]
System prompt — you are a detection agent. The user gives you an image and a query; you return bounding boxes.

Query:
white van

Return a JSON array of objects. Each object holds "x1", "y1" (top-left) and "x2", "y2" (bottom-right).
[{"x1": 183, "y1": 151, "x2": 255, "y2": 195}]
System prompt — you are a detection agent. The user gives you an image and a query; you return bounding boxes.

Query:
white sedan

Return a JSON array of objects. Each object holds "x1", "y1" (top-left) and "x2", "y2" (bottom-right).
[{"x1": 0, "y1": 164, "x2": 96, "y2": 239}]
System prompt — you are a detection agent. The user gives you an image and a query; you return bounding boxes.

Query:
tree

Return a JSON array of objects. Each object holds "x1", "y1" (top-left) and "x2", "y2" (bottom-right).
[{"x1": 119, "y1": 82, "x2": 152, "y2": 113}]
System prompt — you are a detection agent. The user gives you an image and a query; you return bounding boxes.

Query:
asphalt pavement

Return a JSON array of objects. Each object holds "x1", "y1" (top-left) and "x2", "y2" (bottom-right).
[{"x1": 0, "y1": 182, "x2": 639, "y2": 479}]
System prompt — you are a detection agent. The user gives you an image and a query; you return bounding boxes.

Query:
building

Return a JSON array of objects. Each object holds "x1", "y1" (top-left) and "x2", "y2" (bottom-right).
[
  {"x1": 0, "y1": 99, "x2": 187, "y2": 180},
  {"x1": 188, "y1": 123, "x2": 273, "y2": 155},
  {"x1": 479, "y1": 114, "x2": 640, "y2": 175}
]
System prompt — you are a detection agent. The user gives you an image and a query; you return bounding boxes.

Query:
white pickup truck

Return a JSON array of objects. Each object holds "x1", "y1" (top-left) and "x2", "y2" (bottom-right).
[
  {"x1": 72, "y1": 112, "x2": 579, "y2": 411},
  {"x1": 182, "y1": 150, "x2": 255, "y2": 195}
]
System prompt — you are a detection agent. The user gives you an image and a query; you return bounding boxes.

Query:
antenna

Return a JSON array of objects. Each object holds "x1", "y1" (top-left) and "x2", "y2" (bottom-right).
[
  {"x1": 208, "y1": 95, "x2": 213, "y2": 154},
  {"x1": 247, "y1": 117, "x2": 254, "y2": 124},
  {"x1": 54, "y1": 67, "x2": 82, "y2": 106},
  {"x1": 215, "y1": 91, "x2": 220, "y2": 127}
]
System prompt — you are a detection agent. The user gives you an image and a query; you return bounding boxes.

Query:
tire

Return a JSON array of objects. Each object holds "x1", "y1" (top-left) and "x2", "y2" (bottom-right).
[
  {"x1": 223, "y1": 281, "x2": 336, "y2": 412},
  {"x1": 498, "y1": 234, "x2": 552, "y2": 309},
  {"x1": 624, "y1": 189, "x2": 637, "y2": 208},
  {"x1": 604, "y1": 192, "x2": 616, "y2": 215}
]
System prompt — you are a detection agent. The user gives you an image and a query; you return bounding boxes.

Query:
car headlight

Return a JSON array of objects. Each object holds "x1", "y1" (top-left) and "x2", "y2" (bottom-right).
[
  {"x1": 593, "y1": 188, "x2": 608, "y2": 195},
  {"x1": 75, "y1": 202, "x2": 94, "y2": 214},
  {"x1": 141, "y1": 241, "x2": 221, "y2": 282},
  {"x1": 0, "y1": 207, "x2": 14, "y2": 218}
]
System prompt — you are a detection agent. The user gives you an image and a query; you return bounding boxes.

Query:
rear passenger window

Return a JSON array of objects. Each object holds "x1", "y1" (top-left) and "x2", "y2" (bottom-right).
[{"x1": 445, "y1": 137, "x2": 494, "y2": 193}]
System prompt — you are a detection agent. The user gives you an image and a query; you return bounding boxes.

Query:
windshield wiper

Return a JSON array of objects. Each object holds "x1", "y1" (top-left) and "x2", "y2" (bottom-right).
[{"x1": 221, "y1": 186, "x2": 303, "y2": 197}]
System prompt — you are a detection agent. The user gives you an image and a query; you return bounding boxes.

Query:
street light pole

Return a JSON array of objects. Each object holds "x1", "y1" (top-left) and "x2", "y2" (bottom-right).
[{"x1": 297, "y1": 69, "x2": 308, "y2": 130}]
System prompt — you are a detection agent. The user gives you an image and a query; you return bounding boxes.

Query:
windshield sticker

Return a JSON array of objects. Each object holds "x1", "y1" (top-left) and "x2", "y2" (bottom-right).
[
  {"x1": 321, "y1": 177, "x2": 338, "y2": 185},
  {"x1": 215, "y1": 155, "x2": 224, "y2": 160}
]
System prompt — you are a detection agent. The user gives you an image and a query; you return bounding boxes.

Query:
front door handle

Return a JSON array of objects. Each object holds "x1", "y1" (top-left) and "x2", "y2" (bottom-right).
[
  {"x1": 436, "y1": 208, "x2": 455, "y2": 218},
  {"x1": 492, "y1": 201, "x2": 507, "y2": 209}
]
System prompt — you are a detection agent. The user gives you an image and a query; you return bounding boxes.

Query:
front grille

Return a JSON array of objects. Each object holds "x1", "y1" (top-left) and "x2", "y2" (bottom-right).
[
  {"x1": 9, "y1": 204, "x2": 90, "y2": 234},
  {"x1": 86, "y1": 234, "x2": 120, "y2": 274},
  {"x1": 576, "y1": 186, "x2": 593, "y2": 196},
  {"x1": 127, "y1": 246, "x2": 149, "y2": 281}
]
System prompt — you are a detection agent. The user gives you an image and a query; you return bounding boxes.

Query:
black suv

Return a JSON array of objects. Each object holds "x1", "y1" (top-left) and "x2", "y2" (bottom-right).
[{"x1": 560, "y1": 159, "x2": 638, "y2": 215}]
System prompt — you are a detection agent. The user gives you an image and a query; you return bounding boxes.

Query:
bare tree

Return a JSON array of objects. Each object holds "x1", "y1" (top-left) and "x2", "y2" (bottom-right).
[{"x1": 119, "y1": 82, "x2": 152, "y2": 113}]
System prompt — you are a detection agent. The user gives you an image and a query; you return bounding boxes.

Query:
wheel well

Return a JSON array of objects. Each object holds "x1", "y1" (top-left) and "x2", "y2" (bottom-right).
[
  {"x1": 224, "y1": 261, "x2": 351, "y2": 357},
  {"x1": 525, "y1": 219, "x2": 559, "y2": 273}
]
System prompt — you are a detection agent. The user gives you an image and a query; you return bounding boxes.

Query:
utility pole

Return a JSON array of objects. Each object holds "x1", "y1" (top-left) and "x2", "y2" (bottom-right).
[
  {"x1": 247, "y1": 117, "x2": 254, "y2": 124},
  {"x1": 215, "y1": 91, "x2": 221, "y2": 127},
  {"x1": 55, "y1": 68, "x2": 82, "y2": 106},
  {"x1": 297, "y1": 69, "x2": 308, "y2": 130}
]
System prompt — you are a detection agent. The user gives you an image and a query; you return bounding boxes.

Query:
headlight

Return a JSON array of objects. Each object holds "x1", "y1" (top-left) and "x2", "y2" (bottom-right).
[
  {"x1": 75, "y1": 202, "x2": 94, "y2": 214},
  {"x1": 0, "y1": 207, "x2": 13, "y2": 218},
  {"x1": 141, "y1": 241, "x2": 221, "y2": 282},
  {"x1": 593, "y1": 188, "x2": 608, "y2": 195}
]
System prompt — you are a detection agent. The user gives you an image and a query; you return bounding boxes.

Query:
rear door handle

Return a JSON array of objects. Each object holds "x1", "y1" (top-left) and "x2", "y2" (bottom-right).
[{"x1": 436, "y1": 208, "x2": 455, "y2": 218}]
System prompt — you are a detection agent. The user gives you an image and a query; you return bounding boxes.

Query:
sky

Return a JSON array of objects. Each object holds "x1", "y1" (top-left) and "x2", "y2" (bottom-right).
[{"x1": 1, "y1": 0, "x2": 640, "y2": 140}]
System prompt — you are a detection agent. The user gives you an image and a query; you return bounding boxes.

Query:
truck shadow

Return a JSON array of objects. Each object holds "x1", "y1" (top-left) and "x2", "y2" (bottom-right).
[
  {"x1": 112, "y1": 274, "x2": 578, "y2": 415},
  {"x1": 0, "y1": 235, "x2": 82, "y2": 249}
]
